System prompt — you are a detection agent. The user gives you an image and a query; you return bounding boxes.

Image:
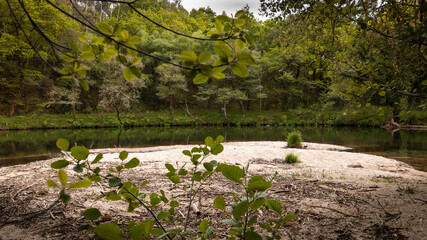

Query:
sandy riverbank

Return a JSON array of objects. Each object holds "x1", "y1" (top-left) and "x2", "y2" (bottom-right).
[{"x1": 1, "y1": 141, "x2": 426, "y2": 239}]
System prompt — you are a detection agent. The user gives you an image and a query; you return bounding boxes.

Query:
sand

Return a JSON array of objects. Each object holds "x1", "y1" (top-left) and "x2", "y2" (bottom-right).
[{"x1": 0, "y1": 141, "x2": 426, "y2": 239}]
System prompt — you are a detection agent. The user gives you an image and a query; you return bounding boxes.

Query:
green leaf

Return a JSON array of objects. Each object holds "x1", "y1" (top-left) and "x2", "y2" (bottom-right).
[
  {"x1": 245, "y1": 35, "x2": 255, "y2": 45},
  {"x1": 217, "y1": 15, "x2": 231, "y2": 22},
  {"x1": 219, "y1": 164, "x2": 244, "y2": 183},
  {"x1": 92, "y1": 153, "x2": 103, "y2": 164},
  {"x1": 379, "y1": 91, "x2": 386, "y2": 96},
  {"x1": 82, "y1": 208, "x2": 101, "y2": 221},
  {"x1": 235, "y1": 10, "x2": 245, "y2": 18},
  {"x1": 193, "y1": 73, "x2": 209, "y2": 84},
  {"x1": 96, "y1": 22, "x2": 113, "y2": 35},
  {"x1": 165, "y1": 163, "x2": 175, "y2": 172},
  {"x1": 248, "y1": 180, "x2": 271, "y2": 192},
  {"x1": 246, "y1": 231, "x2": 262, "y2": 240},
  {"x1": 198, "y1": 52, "x2": 212, "y2": 63},
  {"x1": 51, "y1": 160, "x2": 70, "y2": 169},
  {"x1": 124, "y1": 158, "x2": 139, "y2": 169},
  {"x1": 124, "y1": 67, "x2": 136, "y2": 81},
  {"x1": 59, "y1": 190, "x2": 71, "y2": 204},
  {"x1": 79, "y1": 79, "x2": 89, "y2": 91},
  {"x1": 58, "y1": 169, "x2": 68, "y2": 186},
  {"x1": 127, "y1": 35, "x2": 142, "y2": 44},
  {"x1": 109, "y1": 177, "x2": 121, "y2": 187},
  {"x1": 232, "y1": 200, "x2": 249, "y2": 220},
  {"x1": 46, "y1": 180, "x2": 59, "y2": 188},
  {"x1": 78, "y1": 35, "x2": 89, "y2": 42},
  {"x1": 214, "y1": 42, "x2": 231, "y2": 60},
  {"x1": 68, "y1": 179, "x2": 92, "y2": 189},
  {"x1": 235, "y1": 19, "x2": 246, "y2": 26},
  {"x1": 212, "y1": 72, "x2": 226, "y2": 79},
  {"x1": 199, "y1": 220, "x2": 209, "y2": 233},
  {"x1": 203, "y1": 162, "x2": 214, "y2": 171},
  {"x1": 70, "y1": 146, "x2": 89, "y2": 161},
  {"x1": 422, "y1": 80, "x2": 427, "y2": 86},
  {"x1": 169, "y1": 175, "x2": 180, "y2": 184},
  {"x1": 204, "y1": 136, "x2": 214, "y2": 147},
  {"x1": 116, "y1": 55, "x2": 128, "y2": 64},
  {"x1": 129, "y1": 66, "x2": 142, "y2": 78},
  {"x1": 216, "y1": 135, "x2": 224, "y2": 143},
  {"x1": 56, "y1": 138, "x2": 69, "y2": 151},
  {"x1": 213, "y1": 196, "x2": 226, "y2": 210},
  {"x1": 249, "y1": 197, "x2": 266, "y2": 210},
  {"x1": 180, "y1": 50, "x2": 197, "y2": 62},
  {"x1": 266, "y1": 199, "x2": 282, "y2": 214},
  {"x1": 129, "y1": 220, "x2": 153, "y2": 240},
  {"x1": 156, "y1": 211, "x2": 170, "y2": 220},
  {"x1": 283, "y1": 212, "x2": 298, "y2": 222},
  {"x1": 70, "y1": 42, "x2": 79, "y2": 55},
  {"x1": 222, "y1": 219, "x2": 237, "y2": 225},
  {"x1": 80, "y1": 51, "x2": 95, "y2": 60},
  {"x1": 211, "y1": 143, "x2": 224, "y2": 155},
  {"x1": 237, "y1": 52, "x2": 256, "y2": 65},
  {"x1": 182, "y1": 150, "x2": 191, "y2": 156},
  {"x1": 105, "y1": 193, "x2": 121, "y2": 201},
  {"x1": 215, "y1": 21, "x2": 224, "y2": 33},
  {"x1": 119, "y1": 151, "x2": 128, "y2": 161},
  {"x1": 95, "y1": 223, "x2": 124, "y2": 240},
  {"x1": 231, "y1": 62, "x2": 249, "y2": 77},
  {"x1": 170, "y1": 201, "x2": 179, "y2": 208},
  {"x1": 73, "y1": 165, "x2": 83, "y2": 173},
  {"x1": 237, "y1": 39, "x2": 246, "y2": 50},
  {"x1": 247, "y1": 215, "x2": 258, "y2": 227},
  {"x1": 61, "y1": 52, "x2": 75, "y2": 62}
]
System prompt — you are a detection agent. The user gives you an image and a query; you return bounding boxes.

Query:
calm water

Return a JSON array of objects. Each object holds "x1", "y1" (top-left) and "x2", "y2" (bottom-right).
[{"x1": 0, "y1": 127, "x2": 426, "y2": 171}]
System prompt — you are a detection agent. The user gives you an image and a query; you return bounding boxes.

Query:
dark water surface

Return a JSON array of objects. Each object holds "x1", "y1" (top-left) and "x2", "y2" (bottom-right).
[{"x1": 0, "y1": 127, "x2": 426, "y2": 171}]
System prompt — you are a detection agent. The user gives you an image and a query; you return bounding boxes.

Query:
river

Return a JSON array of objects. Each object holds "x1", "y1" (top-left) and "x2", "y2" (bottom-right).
[{"x1": 0, "y1": 126, "x2": 426, "y2": 171}]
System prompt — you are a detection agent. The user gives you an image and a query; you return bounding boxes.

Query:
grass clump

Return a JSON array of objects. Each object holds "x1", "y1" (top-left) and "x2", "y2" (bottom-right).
[
  {"x1": 285, "y1": 153, "x2": 300, "y2": 164},
  {"x1": 287, "y1": 131, "x2": 303, "y2": 148}
]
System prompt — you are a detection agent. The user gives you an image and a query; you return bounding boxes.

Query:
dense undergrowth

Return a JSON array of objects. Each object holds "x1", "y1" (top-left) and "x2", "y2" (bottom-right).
[{"x1": 2, "y1": 107, "x2": 424, "y2": 130}]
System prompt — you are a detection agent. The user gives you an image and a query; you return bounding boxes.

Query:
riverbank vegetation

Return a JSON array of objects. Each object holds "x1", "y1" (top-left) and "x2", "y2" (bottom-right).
[{"x1": 1, "y1": 0, "x2": 425, "y2": 130}]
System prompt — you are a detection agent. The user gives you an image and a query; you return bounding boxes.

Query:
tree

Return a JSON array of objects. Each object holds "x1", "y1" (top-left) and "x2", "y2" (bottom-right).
[
  {"x1": 98, "y1": 61, "x2": 145, "y2": 123},
  {"x1": 155, "y1": 64, "x2": 188, "y2": 118},
  {"x1": 1, "y1": 0, "x2": 75, "y2": 116},
  {"x1": 260, "y1": 0, "x2": 426, "y2": 114}
]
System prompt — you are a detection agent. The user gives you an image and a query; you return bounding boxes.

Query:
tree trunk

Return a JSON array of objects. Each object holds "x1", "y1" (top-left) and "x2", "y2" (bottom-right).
[
  {"x1": 238, "y1": 100, "x2": 246, "y2": 118},
  {"x1": 223, "y1": 104, "x2": 227, "y2": 120},
  {"x1": 116, "y1": 109, "x2": 121, "y2": 123},
  {"x1": 169, "y1": 99, "x2": 174, "y2": 119},
  {"x1": 9, "y1": 103, "x2": 15, "y2": 118},
  {"x1": 72, "y1": 103, "x2": 77, "y2": 121},
  {"x1": 184, "y1": 98, "x2": 194, "y2": 118},
  {"x1": 259, "y1": 97, "x2": 262, "y2": 112},
  {"x1": 100, "y1": 108, "x2": 104, "y2": 125}
]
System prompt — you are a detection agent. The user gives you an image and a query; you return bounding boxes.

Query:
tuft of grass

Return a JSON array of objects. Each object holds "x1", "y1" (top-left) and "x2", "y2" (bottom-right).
[
  {"x1": 287, "y1": 131, "x2": 303, "y2": 148},
  {"x1": 284, "y1": 153, "x2": 299, "y2": 164}
]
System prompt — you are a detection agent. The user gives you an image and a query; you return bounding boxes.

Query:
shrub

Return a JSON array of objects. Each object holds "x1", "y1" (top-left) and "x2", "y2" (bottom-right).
[
  {"x1": 47, "y1": 136, "x2": 297, "y2": 239},
  {"x1": 287, "y1": 131, "x2": 303, "y2": 148},
  {"x1": 285, "y1": 153, "x2": 299, "y2": 164}
]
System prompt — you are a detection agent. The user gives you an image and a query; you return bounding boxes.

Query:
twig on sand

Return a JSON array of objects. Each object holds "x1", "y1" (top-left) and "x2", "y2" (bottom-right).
[
  {"x1": 0, "y1": 199, "x2": 60, "y2": 227},
  {"x1": 307, "y1": 205, "x2": 360, "y2": 217}
]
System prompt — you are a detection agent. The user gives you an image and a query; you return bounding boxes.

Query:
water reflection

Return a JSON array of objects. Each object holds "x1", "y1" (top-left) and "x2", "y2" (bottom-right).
[{"x1": 0, "y1": 127, "x2": 425, "y2": 171}]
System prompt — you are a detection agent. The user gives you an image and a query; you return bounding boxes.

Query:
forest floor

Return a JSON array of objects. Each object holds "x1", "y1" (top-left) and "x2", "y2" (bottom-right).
[{"x1": 0, "y1": 142, "x2": 426, "y2": 239}]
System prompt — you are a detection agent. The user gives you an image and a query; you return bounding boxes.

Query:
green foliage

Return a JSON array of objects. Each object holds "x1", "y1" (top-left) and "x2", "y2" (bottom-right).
[
  {"x1": 47, "y1": 136, "x2": 296, "y2": 239},
  {"x1": 287, "y1": 131, "x2": 303, "y2": 148},
  {"x1": 284, "y1": 153, "x2": 299, "y2": 164}
]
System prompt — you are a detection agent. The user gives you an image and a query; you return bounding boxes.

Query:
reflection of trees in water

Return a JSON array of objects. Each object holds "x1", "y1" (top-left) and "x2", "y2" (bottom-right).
[{"x1": 1, "y1": 127, "x2": 426, "y2": 170}]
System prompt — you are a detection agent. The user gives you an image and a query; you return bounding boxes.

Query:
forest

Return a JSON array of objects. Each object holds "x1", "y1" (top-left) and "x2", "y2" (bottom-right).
[{"x1": 0, "y1": 0, "x2": 426, "y2": 129}]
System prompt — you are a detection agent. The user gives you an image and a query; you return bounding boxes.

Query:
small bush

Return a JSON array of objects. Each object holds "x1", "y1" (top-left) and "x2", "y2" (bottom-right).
[
  {"x1": 287, "y1": 131, "x2": 303, "y2": 148},
  {"x1": 285, "y1": 153, "x2": 299, "y2": 164}
]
